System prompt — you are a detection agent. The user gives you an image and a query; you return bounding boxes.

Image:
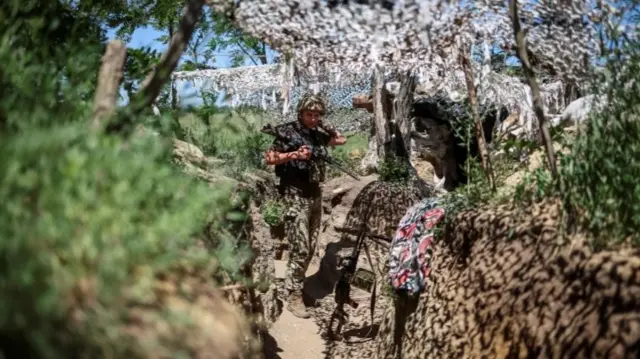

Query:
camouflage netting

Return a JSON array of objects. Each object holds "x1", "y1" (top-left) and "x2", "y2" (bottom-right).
[
  {"x1": 173, "y1": 62, "x2": 569, "y2": 137},
  {"x1": 170, "y1": 0, "x2": 621, "y2": 137}
]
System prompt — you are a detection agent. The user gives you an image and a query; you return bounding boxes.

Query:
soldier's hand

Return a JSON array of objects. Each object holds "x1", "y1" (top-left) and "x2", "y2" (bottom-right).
[{"x1": 296, "y1": 145, "x2": 312, "y2": 161}]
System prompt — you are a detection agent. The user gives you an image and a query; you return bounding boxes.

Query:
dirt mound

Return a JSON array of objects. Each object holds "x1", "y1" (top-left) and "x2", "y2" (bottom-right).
[
  {"x1": 123, "y1": 274, "x2": 250, "y2": 359},
  {"x1": 373, "y1": 200, "x2": 640, "y2": 359}
]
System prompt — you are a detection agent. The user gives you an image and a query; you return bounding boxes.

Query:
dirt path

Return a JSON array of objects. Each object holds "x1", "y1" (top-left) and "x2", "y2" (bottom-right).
[
  {"x1": 267, "y1": 305, "x2": 325, "y2": 359},
  {"x1": 266, "y1": 260, "x2": 326, "y2": 359},
  {"x1": 263, "y1": 175, "x2": 383, "y2": 359}
]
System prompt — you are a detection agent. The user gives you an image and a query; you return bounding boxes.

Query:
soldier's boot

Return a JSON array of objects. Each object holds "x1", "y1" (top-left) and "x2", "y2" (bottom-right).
[{"x1": 287, "y1": 293, "x2": 311, "y2": 319}]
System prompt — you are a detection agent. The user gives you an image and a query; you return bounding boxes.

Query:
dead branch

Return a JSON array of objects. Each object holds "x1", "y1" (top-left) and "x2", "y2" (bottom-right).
[
  {"x1": 92, "y1": 40, "x2": 127, "y2": 130},
  {"x1": 133, "y1": 0, "x2": 206, "y2": 113},
  {"x1": 459, "y1": 43, "x2": 496, "y2": 192},
  {"x1": 508, "y1": 0, "x2": 558, "y2": 178}
]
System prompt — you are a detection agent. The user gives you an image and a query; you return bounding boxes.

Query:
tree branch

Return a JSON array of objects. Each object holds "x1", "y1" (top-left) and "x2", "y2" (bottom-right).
[
  {"x1": 509, "y1": 0, "x2": 558, "y2": 178},
  {"x1": 92, "y1": 40, "x2": 127, "y2": 130},
  {"x1": 260, "y1": 42, "x2": 268, "y2": 64},
  {"x1": 234, "y1": 40, "x2": 259, "y2": 66},
  {"x1": 133, "y1": 0, "x2": 205, "y2": 113}
]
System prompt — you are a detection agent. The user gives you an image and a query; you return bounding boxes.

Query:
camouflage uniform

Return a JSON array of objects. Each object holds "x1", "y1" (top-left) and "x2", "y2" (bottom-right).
[{"x1": 268, "y1": 94, "x2": 337, "y2": 318}]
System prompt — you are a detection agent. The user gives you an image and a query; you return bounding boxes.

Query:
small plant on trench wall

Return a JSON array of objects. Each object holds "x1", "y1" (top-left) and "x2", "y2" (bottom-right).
[
  {"x1": 261, "y1": 199, "x2": 285, "y2": 227},
  {"x1": 378, "y1": 155, "x2": 411, "y2": 183}
]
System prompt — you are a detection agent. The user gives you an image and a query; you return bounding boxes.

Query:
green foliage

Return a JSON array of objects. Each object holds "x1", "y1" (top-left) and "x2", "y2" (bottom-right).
[
  {"x1": 123, "y1": 47, "x2": 162, "y2": 99},
  {"x1": 0, "y1": 1, "x2": 251, "y2": 356},
  {"x1": 503, "y1": 25, "x2": 640, "y2": 249},
  {"x1": 378, "y1": 155, "x2": 411, "y2": 183},
  {"x1": 210, "y1": 11, "x2": 269, "y2": 66},
  {"x1": 439, "y1": 158, "x2": 496, "y2": 222},
  {"x1": 0, "y1": 125, "x2": 246, "y2": 357},
  {"x1": 176, "y1": 107, "x2": 273, "y2": 178},
  {"x1": 260, "y1": 199, "x2": 285, "y2": 227},
  {"x1": 556, "y1": 40, "x2": 640, "y2": 247},
  {"x1": 513, "y1": 167, "x2": 554, "y2": 205}
]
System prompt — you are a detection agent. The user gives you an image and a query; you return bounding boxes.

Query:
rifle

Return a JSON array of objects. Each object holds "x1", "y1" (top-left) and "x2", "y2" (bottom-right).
[
  {"x1": 334, "y1": 226, "x2": 393, "y2": 248},
  {"x1": 260, "y1": 124, "x2": 360, "y2": 180},
  {"x1": 328, "y1": 224, "x2": 366, "y2": 339},
  {"x1": 328, "y1": 225, "x2": 386, "y2": 340}
]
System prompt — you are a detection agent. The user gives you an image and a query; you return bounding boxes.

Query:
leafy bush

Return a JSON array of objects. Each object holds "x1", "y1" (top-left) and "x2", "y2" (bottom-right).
[
  {"x1": 0, "y1": 124, "x2": 249, "y2": 357},
  {"x1": 260, "y1": 199, "x2": 285, "y2": 227},
  {"x1": 556, "y1": 39, "x2": 640, "y2": 248},
  {"x1": 378, "y1": 155, "x2": 412, "y2": 183},
  {"x1": 497, "y1": 25, "x2": 640, "y2": 249},
  {"x1": 0, "y1": 3, "x2": 250, "y2": 357},
  {"x1": 177, "y1": 108, "x2": 273, "y2": 178}
]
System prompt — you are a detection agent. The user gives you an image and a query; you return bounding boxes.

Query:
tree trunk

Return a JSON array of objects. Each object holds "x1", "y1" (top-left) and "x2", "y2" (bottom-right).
[
  {"x1": 259, "y1": 43, "x2": 268, "y2": 65},
  {"x1": 509, "y1": 0, "x2": 558, "y2": 179},
  {"x1": 281, "y1": 53, "x2": 294, "y2": 115},
  {"x1": 459, "y1": 44, "x2": 496, "y2": 191},
  {"x1": 169, "y1": 20, "x2": 178, "y2": 110}
]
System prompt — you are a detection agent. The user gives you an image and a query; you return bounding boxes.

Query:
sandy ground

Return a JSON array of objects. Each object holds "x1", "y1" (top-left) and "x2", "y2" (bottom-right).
[{"x1": 267, "y1": 261, "x2": 326, "y2": 359}]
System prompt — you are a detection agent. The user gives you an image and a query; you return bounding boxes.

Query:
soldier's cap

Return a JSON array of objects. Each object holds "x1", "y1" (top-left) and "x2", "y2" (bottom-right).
[{"x1": 297, "y1": 93, "x2": 326, "y2": 115}]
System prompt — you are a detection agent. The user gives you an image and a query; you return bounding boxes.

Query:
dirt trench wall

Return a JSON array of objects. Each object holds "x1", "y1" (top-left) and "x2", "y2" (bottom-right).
[{"x1": 374, "y1": 201, "x2": 640, "y2": 359}]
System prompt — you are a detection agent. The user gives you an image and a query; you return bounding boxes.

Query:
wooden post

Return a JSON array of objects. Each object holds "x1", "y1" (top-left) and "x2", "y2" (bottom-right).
[
  {"x1": 392, "y1": 70, "x2": 416, "y2": 159},
  {"x1": 92, "y1": 40, "x2": 127, "y2": 130},
  {"x1": 372, "y1": 65, "x2": 392, "y2": 161}
]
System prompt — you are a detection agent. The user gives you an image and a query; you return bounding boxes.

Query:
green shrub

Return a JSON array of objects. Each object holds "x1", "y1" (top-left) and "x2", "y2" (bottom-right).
[
  {"x1": 0, "y1": 4, "x2": 250, "y2": 356},
  {"x1": 557, "y1": 47, "x2": 640, "y2": 247},
  {"x1": 502, "y1": 26, "x2": 640, "y2": 249},
  {"x1": 378, "y1": 155, "x2": 411, "y2": 183},
  {"x1": 0, "y1": 123, "x2": 250, "y2": 357},
  {"x1": 177, "y1": 109, "x2": 273, "y2": 178},
  {"x1": 260, "y1": 199, "x2": 285, "y2": 227}
]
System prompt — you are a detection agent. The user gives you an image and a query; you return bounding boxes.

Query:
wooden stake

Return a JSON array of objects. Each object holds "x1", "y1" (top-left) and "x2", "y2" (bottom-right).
[{"x1": 92, "y1": 40, "x2": 126, "y2": 130}]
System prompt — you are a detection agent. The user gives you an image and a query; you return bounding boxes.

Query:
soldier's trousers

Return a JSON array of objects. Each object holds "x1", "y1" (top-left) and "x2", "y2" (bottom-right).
[{"x1": 279, "y1": 183, "x2": 322, "y2": 297}]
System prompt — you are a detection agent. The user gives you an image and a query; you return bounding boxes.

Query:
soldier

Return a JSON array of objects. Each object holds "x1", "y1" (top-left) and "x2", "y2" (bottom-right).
[{"x1": 263, "y1": 93, "x2": 347, "y2": 319}]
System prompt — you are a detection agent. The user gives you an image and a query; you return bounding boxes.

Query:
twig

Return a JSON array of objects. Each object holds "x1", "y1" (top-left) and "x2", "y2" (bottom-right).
[
  {"x1": 459, "y1": 41, "x2": 496, "y2": 192},
  {"x1": 235, "y1": 40, "x2": 260, "y2": 66},
  {"x1": 92, "y1": 40, "x2": 127, "y2": 130},
  {"x1": 133, "y1": 0, "x2": 205, "y2": 113}
]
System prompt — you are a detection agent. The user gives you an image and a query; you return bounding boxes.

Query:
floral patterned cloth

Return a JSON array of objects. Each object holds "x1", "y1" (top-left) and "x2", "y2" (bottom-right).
[{"x1": 387, "y1": 198, "x2": 445, "y2": 295}]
